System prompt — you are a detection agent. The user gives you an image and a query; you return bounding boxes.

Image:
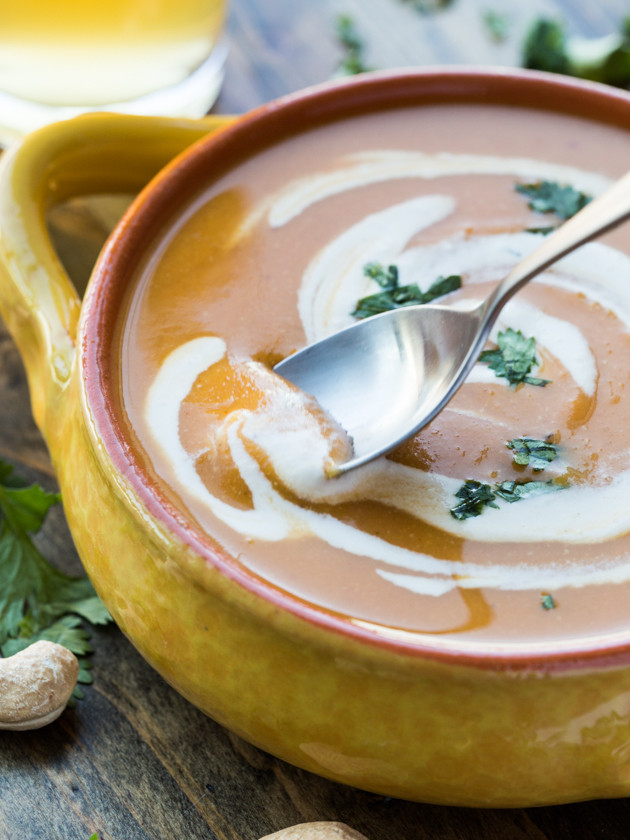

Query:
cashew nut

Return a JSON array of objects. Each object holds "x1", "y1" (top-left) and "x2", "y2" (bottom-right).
[
  {"x1": 0, "y1": 640, "x2": 79, "y2": 730},
  {"x1": 259, "y1": 823, "x2": 370, "y2": 840}
]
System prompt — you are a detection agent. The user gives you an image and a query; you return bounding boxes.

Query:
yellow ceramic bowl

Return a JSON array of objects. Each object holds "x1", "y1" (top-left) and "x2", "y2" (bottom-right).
[{"x1": 3, "y1": 69, "x2": 630, "y2": 808}]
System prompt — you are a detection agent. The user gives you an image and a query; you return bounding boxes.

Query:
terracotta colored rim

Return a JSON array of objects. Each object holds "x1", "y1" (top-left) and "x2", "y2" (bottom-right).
[{"x1": 83, "y1": 66, "x2": 630, "y2": 672}]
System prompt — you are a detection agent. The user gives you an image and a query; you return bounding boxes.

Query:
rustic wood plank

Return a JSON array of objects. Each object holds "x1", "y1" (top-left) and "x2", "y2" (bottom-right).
[{"x1": 2, "y1": 1, "x2": 630, "y2": 838}]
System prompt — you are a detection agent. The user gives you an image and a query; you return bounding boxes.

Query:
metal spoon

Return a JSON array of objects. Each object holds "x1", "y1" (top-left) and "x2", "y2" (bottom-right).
[{"x1": 274, "y1": 169, "x2": 630, "y2": 474}]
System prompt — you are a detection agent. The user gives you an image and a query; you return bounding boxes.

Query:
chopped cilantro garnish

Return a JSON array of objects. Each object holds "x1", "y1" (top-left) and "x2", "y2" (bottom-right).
[
  {"x1": 451, "y1": 476, "x2": 566, "y2": 519},
  {"x1": 541, "y1": 593, "x2": 556, "y2": 610},
  {"x1": 525, "y1": 226, "x2": 556, "y2": 235},
  {"x1": 363, "y1": 261, "x2": 399, "y2": 290},
  {"x1": 493, "y1": 479, "x2": 565, "y2": 503},
  {"x1": 352, "y1": 261, "x2": 462, "y2": 318},
  {"x1": 523, "y1": 17, "x2": 630, "y2": 90},
  {"x1": 479, "y1": 327, "x2": 550, "y2": 387},
  {"x1": 507, "y1": 437, "x2": 558, "y2": 471},
  {"x1": 515, "y1": 180, "x2": 591, "y2": 220},
  {"x1": 0, "y1": 458, "x2": 112, "y2": 699},
  {"x1": 450, "y1": 480, "x2": 498, "y2": 520}
]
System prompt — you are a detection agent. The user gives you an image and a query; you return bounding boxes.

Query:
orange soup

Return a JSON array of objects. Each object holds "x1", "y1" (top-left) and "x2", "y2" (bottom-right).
[{"x1": 115, "y1": 101, "x2": 630, "y2": 646}]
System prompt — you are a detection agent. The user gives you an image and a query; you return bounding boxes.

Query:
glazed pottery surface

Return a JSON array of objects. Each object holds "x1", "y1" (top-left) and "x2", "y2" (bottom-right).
[{"x1": 3, "y1": 69, "x2": 630, "y2": 807}]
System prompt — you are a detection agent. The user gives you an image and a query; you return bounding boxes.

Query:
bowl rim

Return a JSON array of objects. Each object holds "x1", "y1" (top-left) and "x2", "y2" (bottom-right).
[{"x1": 82, "y1": 65, "x2": 630, "y2": 672}]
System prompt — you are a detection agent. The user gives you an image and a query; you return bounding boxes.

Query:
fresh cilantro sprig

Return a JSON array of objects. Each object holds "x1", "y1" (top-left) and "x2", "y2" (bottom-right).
[
  {"x1": 400, "y1": 0, "x2": 454, "y2": 13},
  {"x1": 523, "y1": 18, "x2": 573, "y2": 75},
  {"x1": 507, "y1": 437, "x2": 558, "y2": 471},
  {"x1": 0, "y1": 458, "x2": 112, "y2": 698},
  {"x1": 523, "y1": 17, "x2": 630, "y2": 90},
  {"x1": 493, "y1": 479, "x2": 565, "y2": 503},
  {"x1": 479, "y1": 327, "x2": 550, "y2": 387},
  {"x1": 525, "y1": 225, "x2": 556, "y2": 236},
  {"x1": 364, "y1": 261, "x2": 399, "y2": 290},
  {"x1": 450, "y1": 477, "x2": 565, "y2": 519},
  {"x1": 352, "y1": 261, "x2": 462, "y2": 318},
  {"x1": 335, "y1": 14, "x2": 372, "y2": 76},
  {"x1": 450, "y1": 479, "x2": 499, "y2": 520},
  {"x1": 515, "y1": 180, "x2": 591, "y2": 220},
  {"x1": 483, "y1": 10, "x2": 510, "y2": 43}
]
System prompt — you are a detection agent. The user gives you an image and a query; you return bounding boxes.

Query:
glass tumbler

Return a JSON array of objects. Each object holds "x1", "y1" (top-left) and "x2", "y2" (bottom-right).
[{"x1": 0, "y1": 0, "x2": 228, "y2": 142}]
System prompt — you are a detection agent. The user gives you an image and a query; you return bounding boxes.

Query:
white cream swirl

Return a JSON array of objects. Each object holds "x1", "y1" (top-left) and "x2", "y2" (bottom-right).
[
  {"x1": 143, "y1": 152, "x2": 630, "y2": 596},
  {"x1": 268, "y1": 150, "x2": 612, "y2": 227}
]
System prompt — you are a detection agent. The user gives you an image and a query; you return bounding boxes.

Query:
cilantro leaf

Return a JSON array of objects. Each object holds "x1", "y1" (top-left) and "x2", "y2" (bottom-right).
[
  {"x1": 335, "y1": 14, "x2": 372, "y2": 76},
  {"x1": 0, "y1": 480, "x2": 59, "y2": 535},
  {"x1": 0, "y1": 458, "x2": 112, "y2": 694},
  {"x1": 363, "y1": 262, "x2": 399, "y2": 290},
  {"x1": 507, "y1": 437, "x2": 558, "y2": 471},
  {"x1": 1, "y1": 614, "x2": 93, "y2": 658},
  {"x1": 479, "y1": 327, "x2": 550, "y2": 387},
  {"x1": 483, "y1": 10, "x2": 510, "y2": 44},
  {"x1": 419, "y1": 274, "x2": 463, "y2": 301},
  {"x1": 450, "y1": 479, "x2": 498, "y2": 520},
  {"x1": 515, "y1": 180, "x2": 591, "y2": 220},
  {"x1": 77, "y1": 657, "x2": 94, "y2": 685},
  {"x1": 541, "y1": 593, "x2": 557, "y2": 610},
  {"x1": 451, "y1": 476, "x2": 566, "y2": 519},
  {"x1": 493, "y1": 479, "x2": 566, "y2": 503},
  {"x1": 352, "y1": 261, "x2": 462, "y2": 318},
  {"x1": 0, "y1": 526, "x2": 109, "y2": 648},
  {"x1": 523, "y1": 18, "x2": 570, "y2": 75},
  {"x1": 525, "y1": 226, "x2": 556, "y2": 235},
  {"x1": 523, "y1": 17, "x2": 630, "y2": 90},
  {"x1": 400, "y1": 0, "x2": 454, "y2": 13}
]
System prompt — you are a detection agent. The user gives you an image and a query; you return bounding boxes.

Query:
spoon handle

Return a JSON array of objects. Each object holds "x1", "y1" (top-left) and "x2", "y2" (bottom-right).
[{"x1": 481, "y1": 168, "x2": 630, "y2": 329}]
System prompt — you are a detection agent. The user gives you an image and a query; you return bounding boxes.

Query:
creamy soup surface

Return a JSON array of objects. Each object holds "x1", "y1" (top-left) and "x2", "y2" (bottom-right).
[{"x1": 116, "y1": 103, "x2": 630, "y2": 647}]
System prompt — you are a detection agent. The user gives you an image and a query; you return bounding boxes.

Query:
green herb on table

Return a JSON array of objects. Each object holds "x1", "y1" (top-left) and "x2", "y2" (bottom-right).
[
  {"x1": 352, "y1": 261, "x2": 462, "y2": 318},
  {"x1": 0, "y1": 458, "x2": 112, "y2": 700},
  {"x1": 541, "y1": 593, "x2": 556, "y2": 610},
  {"x1": 515, "y1": 180, "x2": 591, "y2": 220},
  {"x1": 523, "y1": 16, "x2": 630, "y2": 90},
  {"x1": 400, "y1": 0, "x2": 454, "y2": 14},
  {"x1": 482, "y1": 10, "x2": 510, "y2": 43},
  {"x1": 523, "y1": 18, "x2": 571, "y2": 76},
  {"x1": 479, "y1": 327, "x2": 550, "y2": 387},
  {"x1": 507, "y1": 437, "x2": 558, "y2": 471},
  {"x1": 335, "y1": 14, "x2": 372, "y2": 76}
]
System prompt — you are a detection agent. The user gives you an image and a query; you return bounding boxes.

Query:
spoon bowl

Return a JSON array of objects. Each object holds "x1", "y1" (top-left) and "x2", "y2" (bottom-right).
[
  {"x1": 275, "y1": 168, "x2": 630, "y2": 473},
  {"x1": 275, "y1": 302, "x2": 484, "y2": 472}
]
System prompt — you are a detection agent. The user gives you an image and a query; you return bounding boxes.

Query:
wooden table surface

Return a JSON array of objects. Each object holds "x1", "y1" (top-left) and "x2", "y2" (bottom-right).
[{"x1": 2, "y1": 1, "x2": 630, "y2": 838}]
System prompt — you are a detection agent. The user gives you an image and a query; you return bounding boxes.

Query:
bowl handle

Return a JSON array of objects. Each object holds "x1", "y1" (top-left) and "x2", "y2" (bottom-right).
[{"x1": 0, "y1": 112, "x2": 232, "y2": 450}]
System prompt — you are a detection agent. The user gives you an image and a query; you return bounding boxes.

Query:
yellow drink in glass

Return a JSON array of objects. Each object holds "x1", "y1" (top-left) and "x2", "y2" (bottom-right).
[{"x1": 0, "y1": 0, "x2": 228, "y2": 138}]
